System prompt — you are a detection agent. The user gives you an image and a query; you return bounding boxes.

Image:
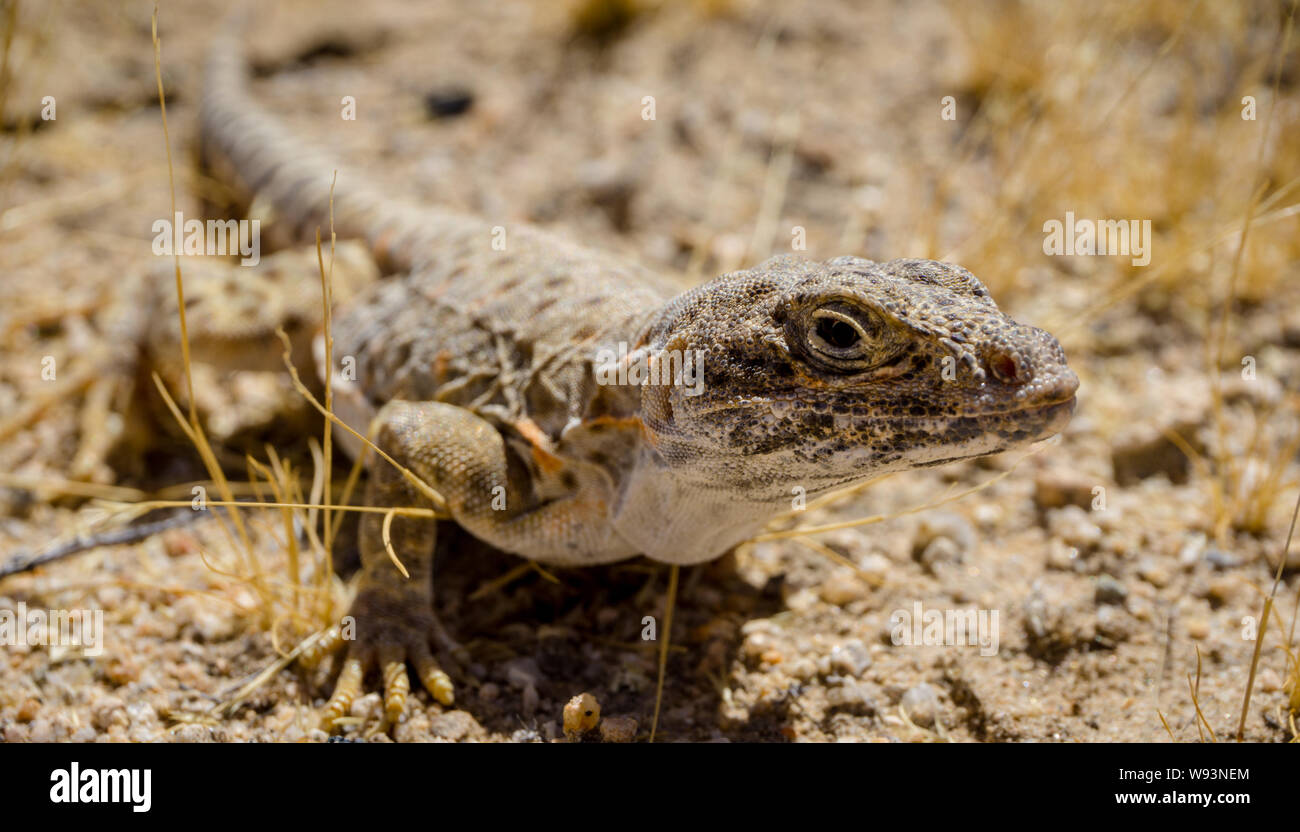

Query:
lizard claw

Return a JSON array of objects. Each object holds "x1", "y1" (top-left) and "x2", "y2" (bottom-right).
[{"x1": 317, "y1": 586, "x2": 454, "y2": 733}]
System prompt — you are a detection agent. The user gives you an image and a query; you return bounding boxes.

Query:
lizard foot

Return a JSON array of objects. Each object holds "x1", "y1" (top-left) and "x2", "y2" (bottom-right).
[{"x1": 318, "y1": 583, "x2": 454, "y2": 732}]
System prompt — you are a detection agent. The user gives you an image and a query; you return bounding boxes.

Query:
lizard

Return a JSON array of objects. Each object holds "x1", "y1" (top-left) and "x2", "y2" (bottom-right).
[{"x1": 178, "y1": 14, "x2": 1081, "y2": 732}]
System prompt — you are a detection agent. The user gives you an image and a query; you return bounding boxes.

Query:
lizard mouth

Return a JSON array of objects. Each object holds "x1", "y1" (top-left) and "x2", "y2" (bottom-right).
[
  {"x1": 1015, "y1": 395, "x2": 1076, "y2": 434},
  {"x1": 965, "y1": 393, "x2": 1076, "y2": 426}
]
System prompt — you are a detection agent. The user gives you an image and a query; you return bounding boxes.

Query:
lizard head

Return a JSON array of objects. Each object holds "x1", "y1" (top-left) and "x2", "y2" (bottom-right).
[{"x1": 636, "y1": 255, "x2": 1078, "y2": 501}]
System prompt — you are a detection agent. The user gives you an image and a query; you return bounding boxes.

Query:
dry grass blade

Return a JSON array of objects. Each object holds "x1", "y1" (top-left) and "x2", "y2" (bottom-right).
[
  {"x1": 649, "y1": 564, "x2": 679, "y2": 743},
  {"x1": 316, "y1": 173, "x2": 339, "y2": 583},
  {"x1": 1189, "y1": 645, "x2": 1217, "y2": 743},
  {"x1": 380, "y1": 509, "x2": 410, "y2": 578}
]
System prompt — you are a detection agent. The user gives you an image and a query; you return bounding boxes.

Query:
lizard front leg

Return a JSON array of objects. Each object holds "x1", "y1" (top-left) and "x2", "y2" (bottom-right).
[{"x1": 319, "y1": 399, "x2": 620, "y2": 731}]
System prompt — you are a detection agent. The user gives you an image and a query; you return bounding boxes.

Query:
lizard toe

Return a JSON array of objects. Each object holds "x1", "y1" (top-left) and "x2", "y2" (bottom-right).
[{"x1": 318, "y1": 583, "x2": 455, "y2": 732}]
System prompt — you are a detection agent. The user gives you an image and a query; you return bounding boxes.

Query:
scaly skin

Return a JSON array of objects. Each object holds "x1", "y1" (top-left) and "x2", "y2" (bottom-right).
[{"x1": 195, "y1": 17, "x2": 1079, "y2": 730}]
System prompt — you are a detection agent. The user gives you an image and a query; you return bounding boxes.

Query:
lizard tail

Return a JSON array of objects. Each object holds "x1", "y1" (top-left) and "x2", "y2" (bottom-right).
[{"x1": 201, "y1": 12, "x2": 429, "y2": 271}]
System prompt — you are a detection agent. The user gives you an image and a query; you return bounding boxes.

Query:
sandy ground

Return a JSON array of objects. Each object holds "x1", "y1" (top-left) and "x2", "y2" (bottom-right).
[{"x1": 0, "y1": 0, "x2": 1298, "y2": 742}]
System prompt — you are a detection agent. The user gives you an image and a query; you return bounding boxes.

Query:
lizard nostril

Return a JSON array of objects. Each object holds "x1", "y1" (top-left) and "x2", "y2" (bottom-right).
[{"x1": 989, "y1": 352, "x2": 1022, "y2": 384}]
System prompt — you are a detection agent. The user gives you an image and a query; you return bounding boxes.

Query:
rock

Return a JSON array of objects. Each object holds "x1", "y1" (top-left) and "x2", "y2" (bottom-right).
[
  {"x1": 1047, "y1": 539, "x2": 1081, "y2": 571},
  {"x1": 521, "y1": 685, "x2": 539, "y2": 717},
  {"x1": 1178, "y1": 533, "x2": 1207, "y2": 566},
  {"x1": 857, "y1": 553, "x2": 893, "y2": 583},
  {"x1": 1048, "y1": 506, "x2": 1102, "y2": 549},
  {"x1": 125, "y1": 702, "x2": 159, "y2": 730},
  {"x1": 1137, "y1": 558, "x2": 1171, "y2": 588},
  {"x1": 1204, "y1": 546, "x2": 1240, "y2": 569},
  {"x1": 503, "y1": 656, "x2": 543, "y2": 717},
  {"x1": 1094, "y1": 605, "x2": 1131, "y2": 643},
  {"x1": 1095, "y1": 575, "x2": 1128, "y2": 605},
  {"x1": 826, "y1": 682, "x2": 877, "y2": 715},
  {"x1": 91, "y1": 696, "x2": 127, "y2": 731},
  {"x1": 899, "y1": 683, "x2": 940, "y2": 727},
  {"x1": 563, "y1": 692, "x2": 601, "y2": 739},
  {"x1": 786, "y1": 657, "x2": 818, "y2": 681},
  {"x1": 1110, "y1": 369, "x2": 1208, "y2": 485},
  {"x1": 919, "y1": 536, "x2": 963, "y2": 569},
  {"x1": 28, "y1": 717, "x2": 55, "y2": 742},
  {"x1": 429, "y1": 710, "x2": 480, "y2": 741},
  {"x1": 1256, "y1": 669, "x2": 1282, "y2": 693},
  {"x1": 349, "y1": 692, "x2": 382, "y2": 722},
  {"x1": 913, "y1": 512, "x2": 976, "y2": 561},
  {"x1": 1185, "y1": 617, "x2": 1210, "y2": 640},
  {"x1": 973, "y1": 503, "x2": 1003, "y2": 528},
  {"x1": 172, "y1": 723, "x2": 212, "y2": 743},
  {"x1": 1111, "y1": 417, "x2": 1201, "y2": 486},
  {"x1": 1206, "y1": 576, "x2": 1240, "y2": 606},
  {"x1": 423, "y1": 85, "x2": 474, "y2": 119},
  {"x1": 827, "y1": 639, "x2": 872, "y2": 677},
  {"x1": 16, "y1": 698, "x2": 39, "y2": 723},
  {"x1": 819, "y1": 570, "x2": 870, "y2": 605},
  {"x1": 503, "y1": 657, "x2": 543, "y2": 690},
  {"x1": 741, "y1": 631, "x2": 775, "y2": 663},
  {"x1": 599, "y1": 715, "x2": 638, "y2": 743},
  {"x1": 1034, "y1": 467, "x2": 1098, "y2": 510}
]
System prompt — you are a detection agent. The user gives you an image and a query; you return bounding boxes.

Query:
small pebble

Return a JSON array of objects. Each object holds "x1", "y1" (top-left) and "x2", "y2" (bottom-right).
[
  {"x1": 17, "y1": 698, "x2": 40, "y2": 723},
  {"x1": 1034, "y1": 468, "x2": 1097, "y2": 510},
  {"x1": 826, "y1": 683, "x2": 876, "y2": 715},
  {"x1": 29, "y1": 717, "x2": 55, "y2": 743},
  {"x1": 1205, "y1": 547, "x2": 1240, "y2": 569},
  {"x1": 424, "y1": 85, "x2": 474, "y2": 118},
  {"x1": 1256, "y1": 669, "x2": 1282, "y2": 693},
  {"x1": 1137, "y1": 558, "x2": 1170, "y2": 588},
  {"x1": 1047, "y1": 539, "x2": 1080, "y2": 571},
  {"x1": 1177, "y1": 533, "x2": 1207, "y2": 566},
  {"x1": 919, "y1": 535, "x2": 963, "y2": 569},
  {"x1": 913, "y1": 512, "x2": 975, "y2": 560},
  {"x1": 1185, "y1": 617, "x2": 1210, "y2": 640},
  {"x1": 349, "y1": 692, "x2": 382, "y2": 722},
  {"x1": 1095, "y1": 575, "x2": 1128, "y2": 605},
  {"x1": 172, "y1": 723, "x2": 211, "y2": 743},
  {"x1": 1206, "y1": 576, "x2": 1239, "y2": 605},
  {"x1": 857, "y1": 553, "x2": 892, "y2": 583},
  {"x1": 429, "y1": 710, "x2": 479, "y2": 741},
  {"x1": 563, "y1": 692, "x2": 601, "y2": 739},
  {"x1": 786, "y1": 657, "x2": 818, "y2": 681},
  {"x1": 599, "y1": 715, "x2": 638, "y2": 743},
  {"x1": 504, "y1": 657, "x2": 542, "y2": 690},
  {"x1": 1048, "y1": 506, "x2": 1102, "y2": 549},
  {"x1": 741, "y1": 632, "x2": 774, "y2": 663},
  {"x1": 828, "y1": 639, "x2": 872, "y2": 677},
  {"x1": 819, "y1": 570, "x2": 869, "y2": 605},
  {"x1": 899, "y1": 683, "x2": 940, "y2": 728},
  {"x1": 91, "y1": 696, "x2": 127, "y2": 731}
]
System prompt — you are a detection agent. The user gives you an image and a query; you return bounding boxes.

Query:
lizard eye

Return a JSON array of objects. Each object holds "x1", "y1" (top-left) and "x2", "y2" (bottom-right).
[
  {"x1": 814, "y1": 314, "x2": 863, "y2": 350},
  {"x1": 782, "y1": 296, "x2": 907, "y2": 375},
  {"x1": 804, "y1": 305, "x2": 884, "y2": 365}
]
